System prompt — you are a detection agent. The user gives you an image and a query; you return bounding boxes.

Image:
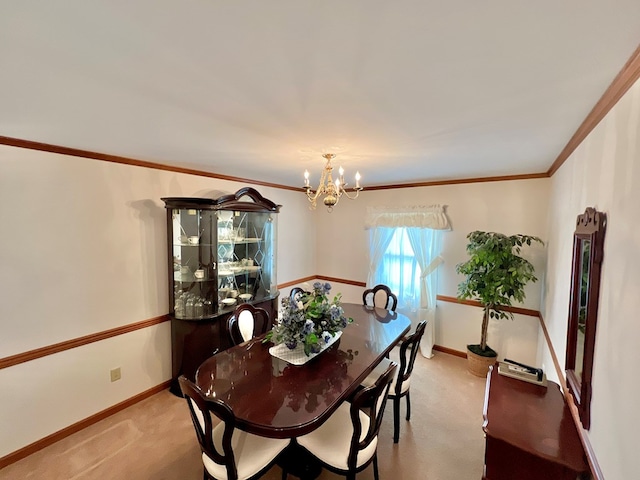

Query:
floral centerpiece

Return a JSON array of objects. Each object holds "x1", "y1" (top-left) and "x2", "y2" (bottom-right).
[{"x1": 264, "y1": 282, "x2": 353, "y2": 356}]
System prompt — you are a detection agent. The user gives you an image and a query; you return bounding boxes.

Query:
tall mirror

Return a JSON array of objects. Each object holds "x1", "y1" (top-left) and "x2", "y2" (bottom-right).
[{"x1": 565, "y1": 207, "x2": 606, "y2": 430}]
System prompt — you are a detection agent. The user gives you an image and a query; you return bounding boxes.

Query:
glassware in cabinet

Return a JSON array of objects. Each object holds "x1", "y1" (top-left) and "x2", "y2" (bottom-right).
[
  {"x1": 168, "y1": 204, "x2": 218, "y2": 319},
  {"x1": 162, "y1": 188, "x2": 280, "y2": 321}
]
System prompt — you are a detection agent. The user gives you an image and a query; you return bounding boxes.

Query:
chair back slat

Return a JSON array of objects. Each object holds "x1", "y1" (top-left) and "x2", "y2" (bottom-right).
[
  {"x1": 237, "y1": 310, "x2": 255, "y2": 342},
  {"x1": 178, "y1": 376, "x2": 238, "y2": 479},
  {"x1": 227, "y1": 303, "x2": 271, "y2": 346},
  {"x1": 397, "y1": 321, "x2": 427, "y2": 391},
  {"x1": 348, "y1": 362, "x2": 397, "y2": 470},
  {"x1": 362, "y1": 284, "x2": 398, "y2": 312},
  {"x1": 289, "y1": 287, "x2": 306, "y2": 303}
]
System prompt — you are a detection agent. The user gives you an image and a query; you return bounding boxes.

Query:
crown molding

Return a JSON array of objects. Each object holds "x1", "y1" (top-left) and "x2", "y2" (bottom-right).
[
  {"x1": 548, "y1": 43, "x2": 640, "y2": 176},
  {"x1": 3, "y1": 44, "x2": 639, "y2": 190},
  {"x1": 0, "y1": 135, "x2": 300, "y2": 192}
]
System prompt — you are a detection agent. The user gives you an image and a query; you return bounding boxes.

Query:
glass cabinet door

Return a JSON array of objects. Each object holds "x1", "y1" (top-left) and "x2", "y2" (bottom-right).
[
  {"x1": 170, "y1": 207, "x2": 218, "y2": 319},
  {"x1": 163, "y1": 188, "x2": 280, "y2": 321},
  {"x1": 217, "y1": 210, "x2": 276, "y2": 308}
]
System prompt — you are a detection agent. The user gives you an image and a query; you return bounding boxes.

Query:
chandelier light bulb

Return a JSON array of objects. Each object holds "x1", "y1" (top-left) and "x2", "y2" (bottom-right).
[{"x1": 338, "y1": 165, "x2": 345, "y2": 186}]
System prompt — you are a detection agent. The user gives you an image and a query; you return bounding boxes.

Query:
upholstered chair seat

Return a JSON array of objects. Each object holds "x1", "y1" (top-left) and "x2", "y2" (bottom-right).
[
  {"x1": 287, "y1": 363, "x2": 397, "y2": 480},
  {"x1": 204, "y1": 425, "x2": 288, "y2": 480},
  {"x1": 296, "y1": 403, "x2": 377, "y2": 470},
  {"x1": 362, "y1": 358, "x2": 411, "y2": 396},
  {"x1": 179, "y1": 376, "x2": 289, "y2": 480}
]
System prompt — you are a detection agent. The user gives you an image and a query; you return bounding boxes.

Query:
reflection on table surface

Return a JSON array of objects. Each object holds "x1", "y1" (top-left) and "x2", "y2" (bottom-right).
[{"x1": 195, "y1": 303, "x2": 411, "y2": 438}]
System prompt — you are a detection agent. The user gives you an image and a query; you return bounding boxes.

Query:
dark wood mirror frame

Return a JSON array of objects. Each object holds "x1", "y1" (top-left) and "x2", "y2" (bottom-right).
[{"x1": 565, "y1": 207, "x2": 607, "y2": 430}]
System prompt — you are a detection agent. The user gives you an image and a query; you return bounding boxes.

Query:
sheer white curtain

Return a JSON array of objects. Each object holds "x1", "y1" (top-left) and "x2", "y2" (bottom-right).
[
  {"x1": 406, "y1": 229, "x2": 443, "y2": 357},
  {"x1": 366, "y1": 228, "x2": 395, "y2": 288},
  {"x1": 365, "y1": 205, "x2": 450, "y2": 358}
]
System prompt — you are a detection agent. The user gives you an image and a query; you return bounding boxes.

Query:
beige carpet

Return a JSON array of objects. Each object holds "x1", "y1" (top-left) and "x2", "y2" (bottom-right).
[{"x1": 0, "y1": 352, "x2": 486, "y2": 480}]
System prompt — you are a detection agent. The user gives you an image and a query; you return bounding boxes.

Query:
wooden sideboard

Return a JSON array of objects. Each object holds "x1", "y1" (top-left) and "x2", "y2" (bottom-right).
[{"x1": 482, "y1": 365, "x2": 589, "y2": 480}]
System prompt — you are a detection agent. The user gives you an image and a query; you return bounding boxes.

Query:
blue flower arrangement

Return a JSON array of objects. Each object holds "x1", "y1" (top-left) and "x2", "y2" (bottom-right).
[{"x1": 264, "y1": 282, "x2": 353, "y2": 356}]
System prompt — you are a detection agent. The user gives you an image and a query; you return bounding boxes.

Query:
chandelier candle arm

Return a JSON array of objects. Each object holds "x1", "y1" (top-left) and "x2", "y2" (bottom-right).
[{"x1": 303, "y1": 153, "x2": 363, "y2": 212}]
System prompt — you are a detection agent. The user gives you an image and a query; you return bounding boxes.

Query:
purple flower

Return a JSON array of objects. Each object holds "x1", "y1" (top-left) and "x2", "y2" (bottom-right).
[
  {"x1": 264, "y1": 281, "x2": 351, "y2": 355},
  {"x1": 303, "y1": 319, "x2": 314, "y2": 334}
]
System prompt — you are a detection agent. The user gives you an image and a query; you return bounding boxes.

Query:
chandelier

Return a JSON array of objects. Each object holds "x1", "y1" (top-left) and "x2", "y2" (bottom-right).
[{"x1": 303, "y1": 154, "x2": 363, "y2": 212}]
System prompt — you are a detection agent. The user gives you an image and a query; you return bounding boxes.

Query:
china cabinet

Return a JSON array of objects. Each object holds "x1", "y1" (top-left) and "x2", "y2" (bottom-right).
[{"x1": 162, "y1": 187, "x2": 280, "y2": 394}]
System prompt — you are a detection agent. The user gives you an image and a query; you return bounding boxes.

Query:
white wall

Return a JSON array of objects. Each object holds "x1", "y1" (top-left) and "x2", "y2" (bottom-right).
[
  {"x1": 315, "y1": 179, "x2": 550, "y2": 364},
  {"x1": 0, "y1": 143, "x2": 552, "y2": 461},
  {"x1": 542, "y1": 77, "x2": 640, "y2": 480},
  {"x1": 0, "y1": 144, "x2": 315, "y2": 457}
]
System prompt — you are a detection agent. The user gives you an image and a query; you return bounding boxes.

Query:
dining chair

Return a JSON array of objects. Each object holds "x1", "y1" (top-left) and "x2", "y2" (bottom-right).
[
  {"x1": 179, "y1": 376, "x2": 289, "y2": 480},
  {"x1": 227, "y1": 303, "x2": 271, "y2": 346},
  {"x1": 290, "y1": 362, "x2": 397, "y2": 480},
  {"x1": 289, "y1": 287, "x2": 306, "y2": 302},
  {"x1": 362, "y1": 284, "x2": 398, "y2": 312},
  {"x1": 360, "y1": 320, "x2": 427, "y2": 443}
]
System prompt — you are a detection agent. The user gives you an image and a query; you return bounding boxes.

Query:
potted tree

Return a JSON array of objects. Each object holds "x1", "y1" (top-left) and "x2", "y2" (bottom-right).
[{"x1": 456, "y1": 231, "x2": 543, "y2": 377}]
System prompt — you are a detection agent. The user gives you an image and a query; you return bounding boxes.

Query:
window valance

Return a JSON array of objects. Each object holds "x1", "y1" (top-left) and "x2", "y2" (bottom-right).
[{"x1": 364, "y1": 205, "x2": 451, "y2": 230}]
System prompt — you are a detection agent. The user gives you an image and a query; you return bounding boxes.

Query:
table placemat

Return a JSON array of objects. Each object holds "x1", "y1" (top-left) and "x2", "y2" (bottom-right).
[{"x1": 269, "y1": 331, "x2": 342, "y2": 365}]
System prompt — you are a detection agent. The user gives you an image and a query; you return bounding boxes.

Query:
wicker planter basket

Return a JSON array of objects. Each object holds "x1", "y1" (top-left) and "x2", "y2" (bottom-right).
[{"x1": 466, "y1": 348, "x2": 497, "y2": 377}]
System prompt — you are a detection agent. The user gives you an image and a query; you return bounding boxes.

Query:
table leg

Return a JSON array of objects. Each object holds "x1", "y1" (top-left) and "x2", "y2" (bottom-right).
[{"x1": 278, "y1": 441, "x2": 322, "y2": 480}]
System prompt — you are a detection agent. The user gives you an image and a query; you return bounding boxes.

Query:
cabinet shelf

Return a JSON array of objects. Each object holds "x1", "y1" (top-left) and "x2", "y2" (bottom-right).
[
  {"x1": 218, "y1": 266, "x2": 261, "y2": 276},
  {"x1": 173, "y1": 274, "x2": 216, "y2": 283},
  {"x1": 173, "y1": 243, "x2": 214, "y2": 247},
  {"x1": 218, "y1": 238, "x2": 261, "y2": 245}
]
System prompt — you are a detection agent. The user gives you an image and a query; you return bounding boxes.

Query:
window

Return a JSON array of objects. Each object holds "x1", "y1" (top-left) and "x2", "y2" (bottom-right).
[
  {"x1": 375, "y1": 228, "x2": 421, "y2": 305},
  {"x1": 365, "y1": 205, "x2": 450, "y2": 358}
]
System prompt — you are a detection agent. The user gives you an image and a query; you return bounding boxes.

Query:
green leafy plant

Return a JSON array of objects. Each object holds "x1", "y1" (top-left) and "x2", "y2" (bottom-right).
[
  {"x1": 456, "y1": 231, "x2": 543, "y2": 356},
  {"x1": 264, "y1": 282, "x2": 353, "y2": 356}
]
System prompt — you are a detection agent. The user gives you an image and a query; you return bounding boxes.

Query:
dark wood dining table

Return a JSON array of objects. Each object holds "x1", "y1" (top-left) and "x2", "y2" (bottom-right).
[{"x1": 195, "y1": 302, "x2": 411, "y2": 439}]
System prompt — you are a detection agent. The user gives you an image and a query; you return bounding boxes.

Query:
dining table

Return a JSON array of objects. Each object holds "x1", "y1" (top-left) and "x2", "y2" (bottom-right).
[{"x1": 194, "y1": 302, "x2": 412, "y2": 439}]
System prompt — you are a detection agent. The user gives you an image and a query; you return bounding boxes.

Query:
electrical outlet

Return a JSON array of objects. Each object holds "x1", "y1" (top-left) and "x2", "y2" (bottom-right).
[{"x1": 110, "y1": 367, "x2": 121, "y2": 382}]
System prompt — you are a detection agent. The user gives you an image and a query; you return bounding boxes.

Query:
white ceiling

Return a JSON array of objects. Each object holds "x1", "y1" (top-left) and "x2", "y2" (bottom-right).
[{"x1": 2, "y1": 1, "x2": 639, "y2": 188}]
